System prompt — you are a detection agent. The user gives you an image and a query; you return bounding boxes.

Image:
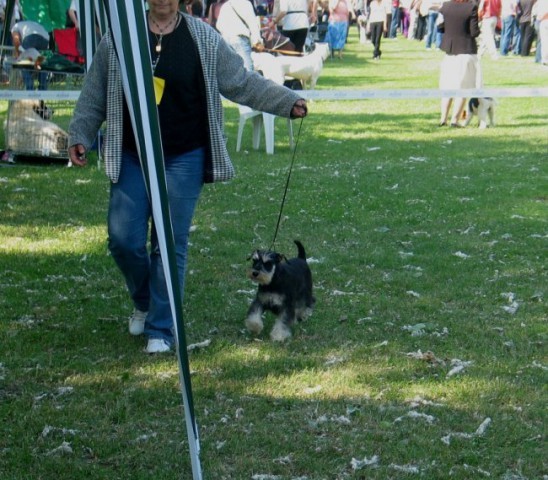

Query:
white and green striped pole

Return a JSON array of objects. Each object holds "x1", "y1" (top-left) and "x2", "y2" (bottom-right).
[{"x1": 102, "y1": 1, "x2": 202, "y2": 478}]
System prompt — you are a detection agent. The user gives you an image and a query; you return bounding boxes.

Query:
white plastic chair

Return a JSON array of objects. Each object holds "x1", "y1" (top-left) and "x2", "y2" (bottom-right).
[{"x1": 236, "y1": 105, "x2": 294, "y2": 155}]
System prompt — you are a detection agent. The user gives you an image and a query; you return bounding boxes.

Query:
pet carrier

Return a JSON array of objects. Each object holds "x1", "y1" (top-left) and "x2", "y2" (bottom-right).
[{"x1": 3, "y1": 64, "x2": 83, "y2": 161}]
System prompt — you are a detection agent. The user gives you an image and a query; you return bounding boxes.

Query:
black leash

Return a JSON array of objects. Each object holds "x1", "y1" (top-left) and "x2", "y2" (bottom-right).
[{"x1": 269, "y1": 117, "x2": 305, "y2": 251}]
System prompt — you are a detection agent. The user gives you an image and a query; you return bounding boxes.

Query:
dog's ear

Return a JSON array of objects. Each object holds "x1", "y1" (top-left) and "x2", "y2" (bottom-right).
[
  {"x1": 277, "y1": 254, "x2": 287, "y2": 264},
  {"x1": 247, "y1": 250, "x2": 259, "y2": 261}
]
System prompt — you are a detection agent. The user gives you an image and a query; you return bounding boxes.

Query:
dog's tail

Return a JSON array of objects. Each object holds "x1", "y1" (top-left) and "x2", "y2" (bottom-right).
[{"x1": 294, "y1": 240, "x2": 307, "y2": 260}]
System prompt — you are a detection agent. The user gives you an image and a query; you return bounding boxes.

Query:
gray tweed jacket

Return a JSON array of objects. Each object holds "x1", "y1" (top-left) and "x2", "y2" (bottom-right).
[{"x1": 68, "y1": 14, "x2": 302, "y2": 184}]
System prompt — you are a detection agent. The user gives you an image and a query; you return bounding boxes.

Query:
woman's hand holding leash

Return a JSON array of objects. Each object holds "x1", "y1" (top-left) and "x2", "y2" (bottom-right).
[
  {"x1": 291, "y1": 99, "x2": 308, "y2": 118},
  {"x1": 68, "y1": 144, "x2": 88, "y2": 167}
]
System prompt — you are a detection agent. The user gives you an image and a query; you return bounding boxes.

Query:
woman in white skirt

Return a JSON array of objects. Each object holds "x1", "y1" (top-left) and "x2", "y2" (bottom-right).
[{"x1": 436, "y1": 0, "x2": 481, "y2": 127}]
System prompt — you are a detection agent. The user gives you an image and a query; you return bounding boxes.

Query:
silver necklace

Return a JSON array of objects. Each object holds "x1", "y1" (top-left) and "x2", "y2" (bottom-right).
[
  {"x1": 150, "y1": 13, "x2": 181, "y2": 73},
  {"x1": 149, "y1": 12, "x2": 179, "y2": 53}
]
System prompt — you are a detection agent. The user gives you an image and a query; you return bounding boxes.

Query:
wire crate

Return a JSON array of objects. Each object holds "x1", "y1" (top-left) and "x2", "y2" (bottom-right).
[{"x1": 4, "y1": 67, "x2": 83, "y2": 160}]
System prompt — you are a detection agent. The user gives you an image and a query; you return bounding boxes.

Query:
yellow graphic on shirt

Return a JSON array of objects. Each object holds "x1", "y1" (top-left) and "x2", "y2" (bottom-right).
[{"x1": 153, "y1": 76, "x2": 165, "y2": 105}]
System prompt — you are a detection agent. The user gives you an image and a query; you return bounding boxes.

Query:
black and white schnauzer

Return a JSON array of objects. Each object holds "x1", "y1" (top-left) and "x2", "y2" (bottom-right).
[
  {"x1": 463, "y1": 97, "x2": 496, "y2": 129},
  {"x1": 245, "y1": 240, "x2": 315, "y2": 342}
]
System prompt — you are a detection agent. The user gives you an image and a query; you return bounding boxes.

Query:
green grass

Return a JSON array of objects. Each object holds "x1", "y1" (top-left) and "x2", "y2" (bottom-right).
[{"x1": 1, "y1": 33, "x2": 547, "y2": 479}]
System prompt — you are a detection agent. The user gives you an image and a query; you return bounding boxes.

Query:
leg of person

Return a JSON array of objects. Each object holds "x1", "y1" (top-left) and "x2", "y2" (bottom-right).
[
  {"x1": 486, "y1": 16, "x2": 499, "y2": 59},
  {"x1": 440, "y1": 97, "x2": 452, "y2": 125},
  {"x1": 520, "y1": 23, "x2": 533, "y2": 56},
  {"x1": 426, "y1": 11, "x2": 437, "y2": 48},
  {"x1": 108, "y1": 150, "x2": 152, "y2": 331},
  {"x1": 389, "y1": 6, "x2": 400, "y2": 37},
  {"x1": 499, "y1": 16, "x2": 512, "y2": 55},
  {"x1": 534, "y1": 21, "x2": 541, "y2": 63},
  {"x1": 22, "y1": 71, "x2": 34, "y2": 90},
  {"x1": 541, "y1": 20, "x2": 548, "y2": 64},
  {"x1": 513, "y1": 22, "x2": 521, "y2": 54},
  {"x1": 293, "y1": 28, "x2": 309, "y2": 53},
  {"x1": 450, "y1": 97, "x2": 466, "y2": 126},
  {"x1": 371, "y1": 22, "x2": 382, "y2": 58},
  {"x1": 38, "y1": 71, "x2": 48, "y2": 90},
  {"x1": 145, "y1": 147, "x2": 205, "y2": 351}
]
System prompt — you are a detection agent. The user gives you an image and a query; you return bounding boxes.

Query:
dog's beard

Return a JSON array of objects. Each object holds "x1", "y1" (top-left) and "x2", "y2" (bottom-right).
[{"x1": 247, "y1": 269, "x2": 274, "y2": 285}]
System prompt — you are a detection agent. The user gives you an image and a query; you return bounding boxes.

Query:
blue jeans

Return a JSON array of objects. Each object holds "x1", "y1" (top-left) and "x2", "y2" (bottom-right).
[
  {"x1": 512, "y1": 23, "x2": 521, "y2": 54},
  {"x1": 108, "y1": 148, "x2": 204, "y2": 345},
  {"x1": 534, "y1": 20, "x2": 541, "y2": 63},
  {"x1": 425, "y1": 11, "x2": 441, "y2": 48},
  {"x1": 389, "y1": 6, "x2": 401, "y2": 38},
  {"x1": 500, "y1": 15, "x2": 516, "y2": 55},
  {"x1": 22, "y1": 70, "x2": 48, "y2": 90}
]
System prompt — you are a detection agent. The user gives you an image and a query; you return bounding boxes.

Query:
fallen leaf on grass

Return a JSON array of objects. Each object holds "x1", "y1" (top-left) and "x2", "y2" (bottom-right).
[
  {"x1": 449, "y1": 464, "x2": 492, "y2": 477},
  {"x1": 441, "y1": 417, "x2": 491, "y2": 445},
  {"x1": 45, "y1": 441, "x2": 73, "y2": 456},
  {"x1": 273, "y1": 454, "x2": 293, "y2": 465},
  {"x1": 187, "y1": 339, "x2": 211, "y2": 351},
  {"x1": 406, "y1": 350, "x2": 445, "y2": 366},
  {"x1": 390, "y1": 464, "x2": 420, "y2": 474},
  {"x1": 351, "y1": 455, "x2": 380, "y2": 470},
  {"x1": 303, "y1": 385, "x2": 322, "y2": 395},
  {"x1": 401, "y1": 323, "x2": 427, "y2": 336},
  {"x1": 530, "y1": 360, "x2": 548, "y2": 371},
  {"x1": 41, "y1": 426, "x2": 78, "y2": 437},
  {"x1": 406, "y1": 396, "x2": 444, "y2": 408},
  {"x1": 394, "y1": 411, "x2": 436, "y2": 424},
  {"x1": 447, "y1": 358, "x2": 473, "y2": 377},
  {"x1": 501, "y1": 292, "x2": 520, "y2": 314}
]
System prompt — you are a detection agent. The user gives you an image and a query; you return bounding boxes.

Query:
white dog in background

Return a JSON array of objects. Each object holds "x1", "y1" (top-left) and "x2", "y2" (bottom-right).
[
  {"x1": 6, "y1": 99, "x2": 69, "y2": 155},
  {"x1": 252, "y1": 43, "x2": 330, "y2": 90},
  {"x1": 463, "y1": 97, "x2": 496, "y2": 129}
]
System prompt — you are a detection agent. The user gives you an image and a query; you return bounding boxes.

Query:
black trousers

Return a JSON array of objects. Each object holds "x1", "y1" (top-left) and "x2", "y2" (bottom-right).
[
  {"x1": 281, "y1": 28, "x2": 309, "y2": 52},
  {"x1": 370, "y1": 21, "x2": 384, "y2": 58},
  {"x1": 519, "y1": 22, "x2": 535, "y2": 56}
]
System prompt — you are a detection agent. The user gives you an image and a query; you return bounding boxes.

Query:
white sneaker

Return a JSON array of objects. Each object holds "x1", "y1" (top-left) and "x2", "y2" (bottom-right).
[
  {"x1": 128, "y1": 309, "x2": 147, "y2": 336},
  {"x1": 145, "y1": 338, "x2": 171, "y2": 354}
]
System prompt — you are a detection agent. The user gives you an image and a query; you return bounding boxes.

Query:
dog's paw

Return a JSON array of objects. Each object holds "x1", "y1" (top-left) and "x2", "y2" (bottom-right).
[
  {"x1": 245, "y1": 312, "x2": 264, "y2": 335},
  {"x1": 270, "y1": 320, "x2": 292, "y2": 342}
]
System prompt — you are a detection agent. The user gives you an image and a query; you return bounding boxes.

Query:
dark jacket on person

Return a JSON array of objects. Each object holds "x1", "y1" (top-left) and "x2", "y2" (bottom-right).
[{"x1": 438, "y1": 0, "x2": 480, "y2": 54}]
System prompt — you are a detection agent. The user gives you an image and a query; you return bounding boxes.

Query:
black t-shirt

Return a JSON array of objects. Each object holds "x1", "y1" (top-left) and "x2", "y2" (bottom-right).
[{"x1": 122, "y1": 16, "x2": 208, "y2": 156}]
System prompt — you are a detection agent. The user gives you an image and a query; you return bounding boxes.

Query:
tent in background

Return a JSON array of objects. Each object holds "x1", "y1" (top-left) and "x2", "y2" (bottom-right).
[{"x1": 20, "y1": 0, "x2": 68, "y2": 32}]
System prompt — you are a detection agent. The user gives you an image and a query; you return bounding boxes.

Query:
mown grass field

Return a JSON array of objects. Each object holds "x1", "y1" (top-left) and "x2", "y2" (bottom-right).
[{"x1": 1, "y1": 30, "x2": 547, "y2": 480}]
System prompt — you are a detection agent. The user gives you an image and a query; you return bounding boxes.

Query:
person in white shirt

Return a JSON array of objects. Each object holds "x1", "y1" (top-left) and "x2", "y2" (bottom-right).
[
  {"x1": 536, "y1": 0, "x2": 548, "y2": 64},
  {"x1": 275, "y1": 0, "x2": 316, "y2": 51},
  {"x1": 0, "y1": 0, "x2": 22, "y2": 45},
  {"x1": 216, "y1": 0, "x2": 264, "y2": 70}
]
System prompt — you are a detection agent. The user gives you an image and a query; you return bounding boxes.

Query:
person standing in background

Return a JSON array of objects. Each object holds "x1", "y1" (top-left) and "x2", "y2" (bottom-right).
[
  {"x1": 389, "y1": 0, "x2": 401, "y2": 37},
  {"x1": 326, "y1": 0, "x2": 353, "y2": 57},
  {"x1": 478, "y1": 0, "x2": 501, "y2": 59},
  {"x1": 424, "y1": 0, "x2": 443, "y2": 48},
  {"x1": 275, "y1": 0, "x2": 316, "y2": 51},
  {"x1": 216, "y1": 0, "x2": 264, "y2": 70},
  {"x1": 368, "y1": 0, "x2": 388, "y2": 58},
  {"x1": 11, "y1": 19, "x2": 50, "y2": 90},
  {"x1": 499, "y1": 0, "x2": 518, "y2": 55},
  {"x1": 0, "y1": 0, "x2": 23, "y2": 45},
  {"x1": 437, "y1": 0, "x2": 482, "y2": 127},
  {"x1": 535, "y1": 0, "x2": 548, "y2": 64},
  {"x1": 517, "y1": 0, "x2": 537, "y2": 55}
]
